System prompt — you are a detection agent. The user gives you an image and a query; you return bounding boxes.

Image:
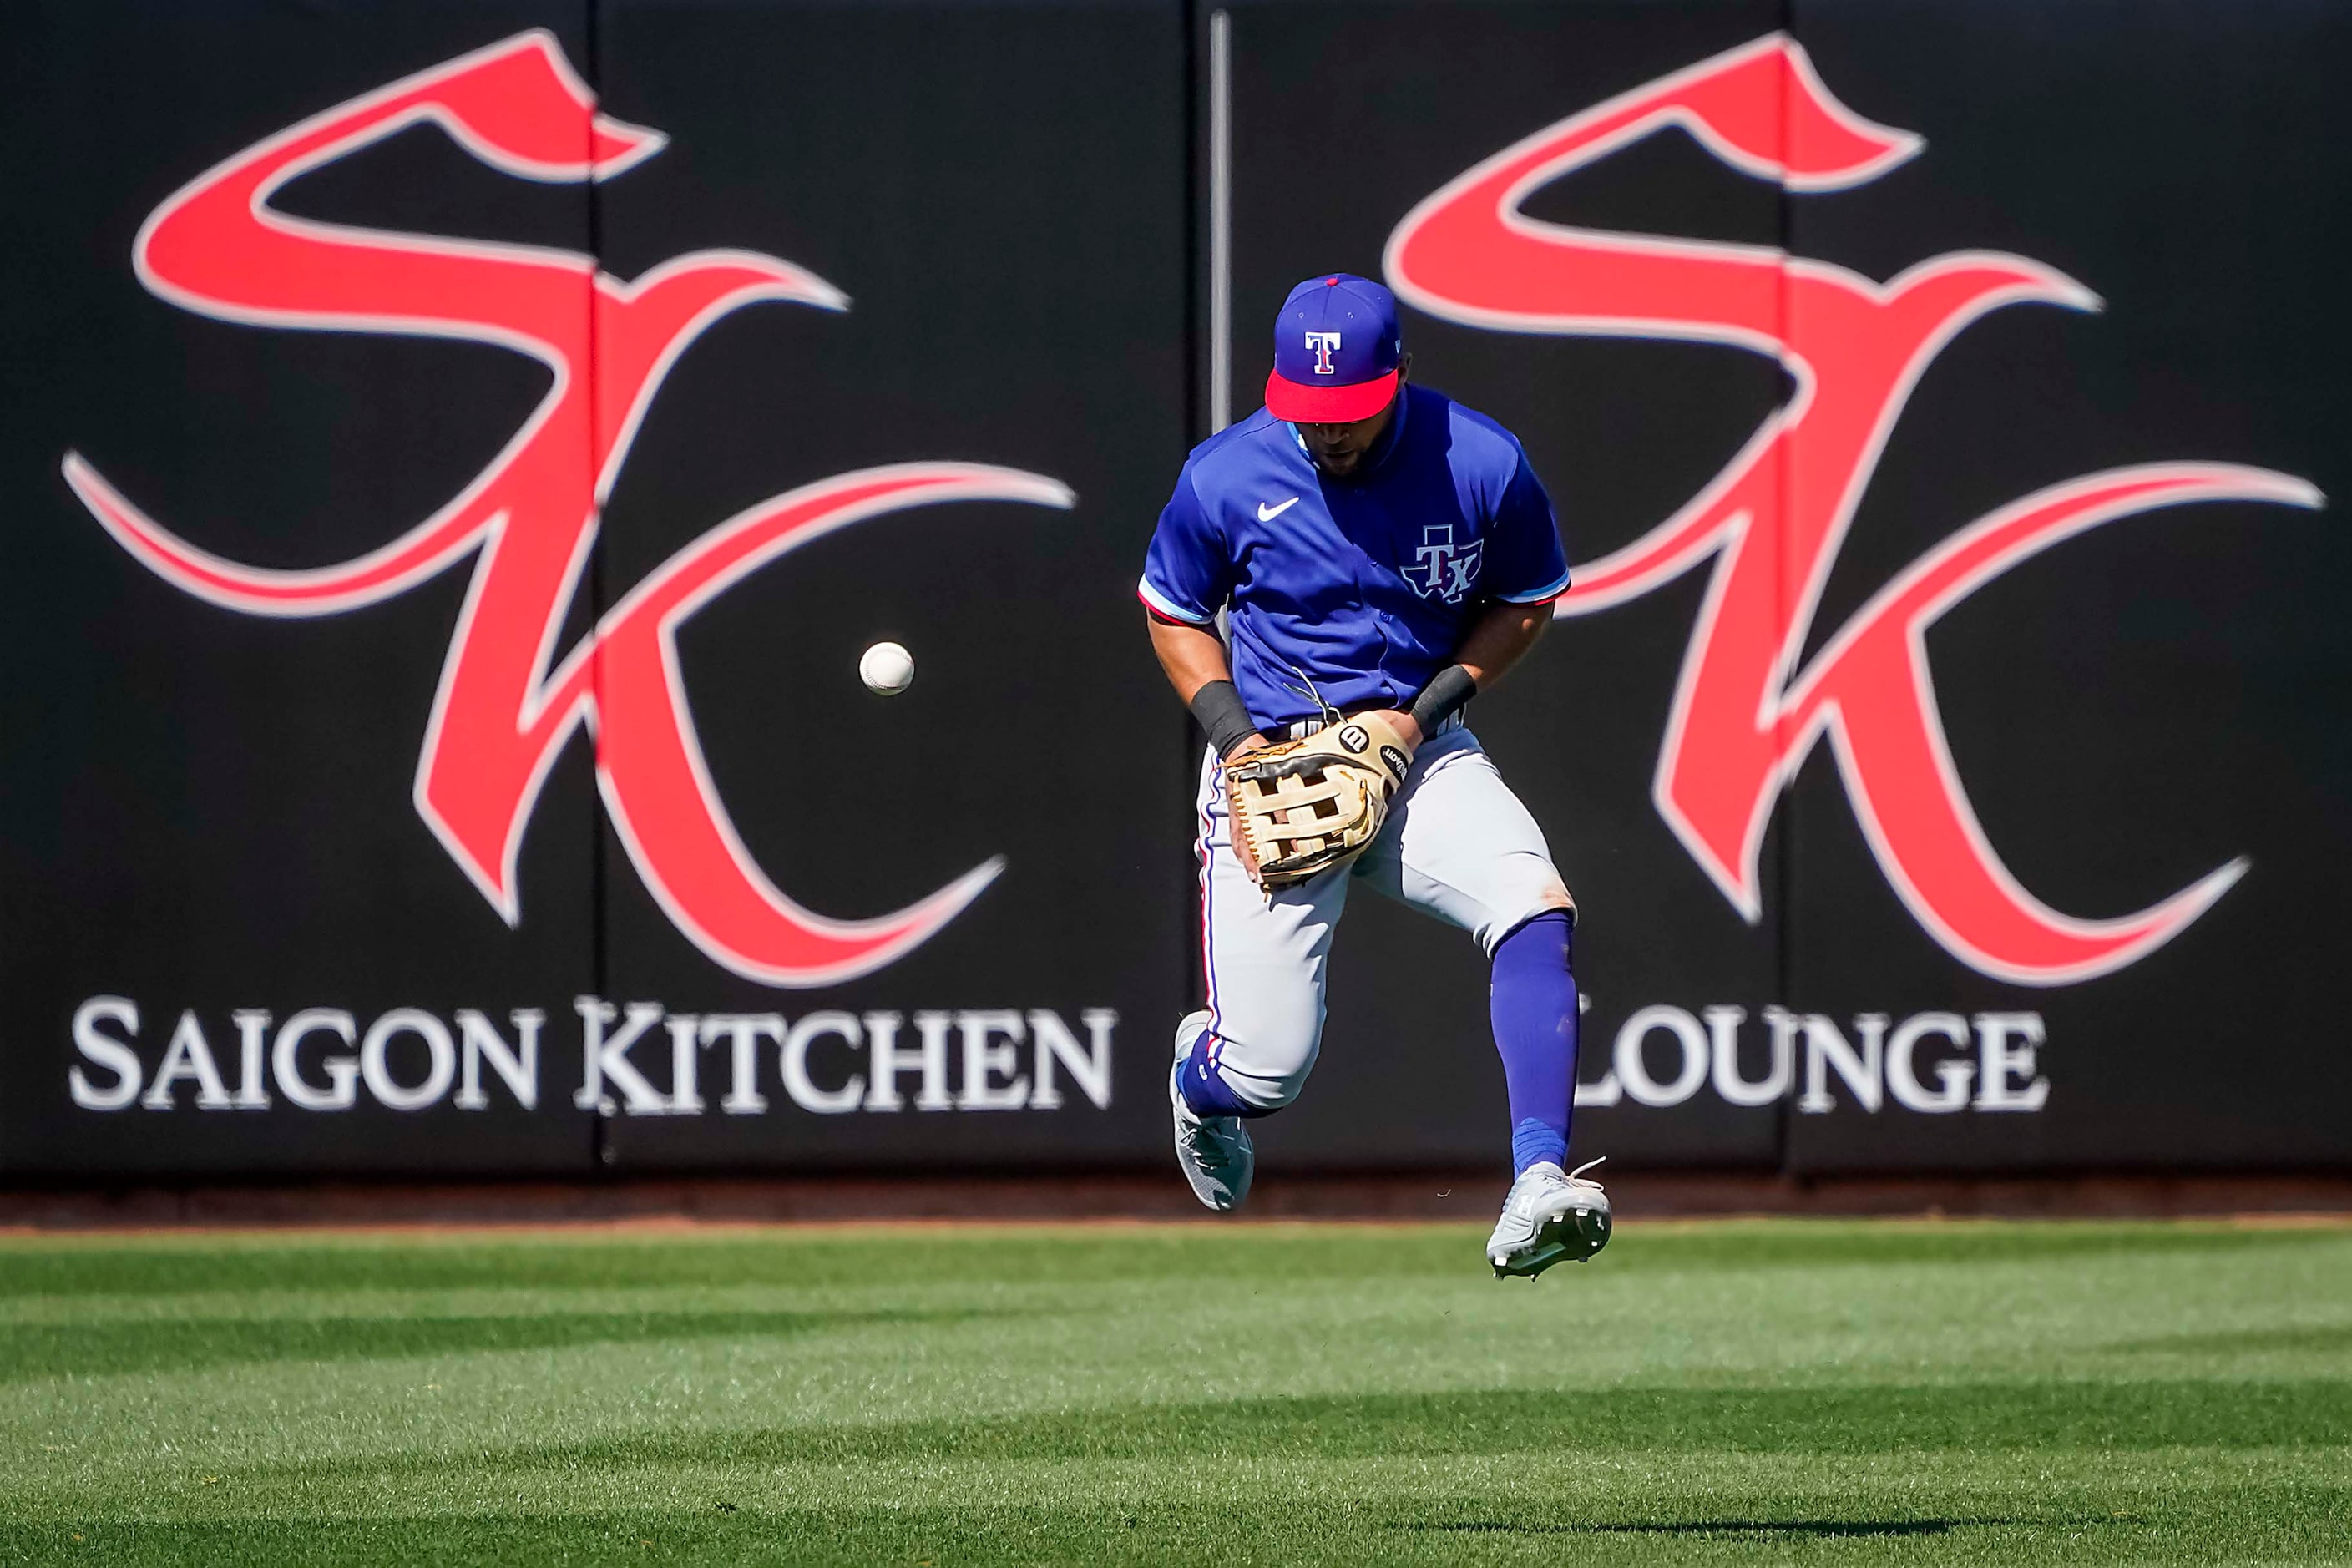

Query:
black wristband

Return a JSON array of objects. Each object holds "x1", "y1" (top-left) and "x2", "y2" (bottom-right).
[
  {"x1": 1188, "y1": 679, "x2": 1260, "y2": 759},
  {"x1": 1409, "y1": 664, "x2": 1479, "y2": 735}
]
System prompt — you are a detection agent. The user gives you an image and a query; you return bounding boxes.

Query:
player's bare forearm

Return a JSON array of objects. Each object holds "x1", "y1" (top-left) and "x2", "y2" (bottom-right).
[
  {"x1": 1146, "y1": 614, "x2": 1233, "y2": 703},
  {"x1": 1146, "y1": 613, "x2": 1269, "y2": 755},
  {"x1": 1368, "y1": 599, "x2": 1548, "y2": 751},
  {"x1": 1454, "y1": 598, "x2": 1550, "y2": 690}
]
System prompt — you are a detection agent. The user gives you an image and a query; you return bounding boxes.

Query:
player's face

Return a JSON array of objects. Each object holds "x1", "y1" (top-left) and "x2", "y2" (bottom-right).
[
  {"x1": 1298, "y1": 405, "x2": 1391, "y2": 478},
  {"x1": 1297, "y1": 357, "x2": 1410, "y2": 479}
]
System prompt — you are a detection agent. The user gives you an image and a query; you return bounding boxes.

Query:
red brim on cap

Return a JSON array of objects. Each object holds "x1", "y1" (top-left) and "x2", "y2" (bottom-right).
[{"x1": 1264, "y1": 367, "x2": 1400, "y2": 424}]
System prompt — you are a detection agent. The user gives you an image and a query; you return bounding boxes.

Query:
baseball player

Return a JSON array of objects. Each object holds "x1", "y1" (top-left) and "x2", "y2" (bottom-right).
[{"x1": 1139, "y1": 273, "x2": 1610, "y2": 1278}]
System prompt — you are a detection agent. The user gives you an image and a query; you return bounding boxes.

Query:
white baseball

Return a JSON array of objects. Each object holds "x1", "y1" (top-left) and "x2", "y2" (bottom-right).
[{"x1": 858, "y1": 640, "x2": 915, "y2": 695}]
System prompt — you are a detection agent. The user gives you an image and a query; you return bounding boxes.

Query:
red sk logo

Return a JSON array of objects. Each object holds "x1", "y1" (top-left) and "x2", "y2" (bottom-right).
[
  {"x1": 1385, "y1": 34, "x2": 2322, "y2": 986},
  {"x1": 63, "y1": 33, "x2": 1073, "y2": 987}
]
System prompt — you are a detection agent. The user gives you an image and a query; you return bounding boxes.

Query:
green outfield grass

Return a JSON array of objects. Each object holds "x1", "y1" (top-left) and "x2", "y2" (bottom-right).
[{"x1": 0, "y1": 1216, "x2": 2347, "y2": 1565}]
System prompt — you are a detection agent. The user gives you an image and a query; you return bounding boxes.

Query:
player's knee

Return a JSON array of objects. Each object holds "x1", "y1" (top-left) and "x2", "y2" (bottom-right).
[
  {"x1": 1477, "y1": 869, "x2": 1577, "y2": 957},
  {"x1": 1210, "y1": 1023, "x2": 1321, "y2": 1113},
  {"x1": 1217, "y1": 1066, "x2": 1304, "y2": 1115}
]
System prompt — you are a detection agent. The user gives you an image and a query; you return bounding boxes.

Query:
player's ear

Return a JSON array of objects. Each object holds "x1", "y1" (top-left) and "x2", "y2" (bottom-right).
[{"x1": 1396, "y1": 352, "x2": 1412, "y2": 387}]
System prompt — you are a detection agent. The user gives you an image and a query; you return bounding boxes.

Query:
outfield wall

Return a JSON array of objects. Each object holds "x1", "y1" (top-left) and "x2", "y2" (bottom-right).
[{"x1": 4, "y1": 0, "x2": 2345, "y2": 1181}]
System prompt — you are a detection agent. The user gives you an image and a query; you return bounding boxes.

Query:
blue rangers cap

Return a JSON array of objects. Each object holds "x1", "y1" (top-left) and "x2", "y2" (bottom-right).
[{"x1": 1264, "y1": 273, "x2": 1404, "y2": 423}]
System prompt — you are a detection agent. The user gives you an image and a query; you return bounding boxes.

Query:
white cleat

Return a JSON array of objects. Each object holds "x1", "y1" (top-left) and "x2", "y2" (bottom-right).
[
  {"x1": 1486, "y1": 1157, "x2": 1611, "y2": 1279},
  {"x1": 1170, "y1": 1010, "x2": 1253, "y2": 1212}
]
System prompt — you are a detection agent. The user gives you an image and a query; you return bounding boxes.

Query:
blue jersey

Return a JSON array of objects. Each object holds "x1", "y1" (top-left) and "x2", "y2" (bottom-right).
[{"x1": 1139, "y1": 385, "x2": 1570, "y2": 728}]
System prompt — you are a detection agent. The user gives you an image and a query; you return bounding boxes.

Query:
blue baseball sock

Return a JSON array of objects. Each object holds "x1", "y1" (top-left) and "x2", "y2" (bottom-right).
[
  {"x1": 1490, "y1": 910, "x2": 1577, "y2": 1176},
  {"x1": 1180, "y1": 1027, "x2": 1266, "y2": 1120}
]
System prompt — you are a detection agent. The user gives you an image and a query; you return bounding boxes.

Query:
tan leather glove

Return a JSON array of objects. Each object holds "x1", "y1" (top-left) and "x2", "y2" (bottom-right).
[{"x1": 1224, "y1": 713, "x2": 1414, "y2": 889}]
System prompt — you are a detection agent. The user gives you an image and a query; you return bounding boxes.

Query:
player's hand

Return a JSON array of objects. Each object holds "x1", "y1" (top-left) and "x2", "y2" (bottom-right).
[
  {"x1": 1368, "y1": 709, "x2": 1424, "y2": 753},
  {"x1": 1219, "y1": 734, "x2": 1271, "y2": 887},
  {"x1": 1230, "y1": 817, "x2": 1264, "y2": 887}
]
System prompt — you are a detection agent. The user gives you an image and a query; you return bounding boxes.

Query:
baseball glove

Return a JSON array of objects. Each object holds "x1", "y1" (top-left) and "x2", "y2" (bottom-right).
[{"x1": 1225, "y1": 713, "x2": 1414, "y2": 889}]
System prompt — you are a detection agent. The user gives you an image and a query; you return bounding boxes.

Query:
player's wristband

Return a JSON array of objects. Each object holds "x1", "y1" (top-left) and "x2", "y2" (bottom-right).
[
  {"x1": 1189, "y1": 680, "x2": 1260, "y2": 759},
  {"x1": 1409, "y1": 664, "x2": 1479, "y2": 736}
]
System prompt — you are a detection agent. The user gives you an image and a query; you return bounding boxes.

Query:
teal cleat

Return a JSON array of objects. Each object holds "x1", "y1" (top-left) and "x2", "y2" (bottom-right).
[{"x1": 1170, "y1": 1010, "x2": 1253, "y2": 1212}]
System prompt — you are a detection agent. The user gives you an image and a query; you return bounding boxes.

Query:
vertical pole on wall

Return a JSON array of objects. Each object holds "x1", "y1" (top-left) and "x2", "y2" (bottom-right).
[
  {"x1": 1208, "y1": 8, "x2": 1232, "y2": 433},
  {"x1": 585, "y1": 0, "x2": 615, "y2": 1179},
  {"x1": 1771, "y1": 0, "x2": 1795, "y2": 1181}
]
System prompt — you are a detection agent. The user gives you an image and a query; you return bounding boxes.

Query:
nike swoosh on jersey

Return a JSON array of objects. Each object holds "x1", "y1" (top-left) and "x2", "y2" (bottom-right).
[{"x1": 1257, "y1": 496, "x2": 1301, "y2": 521}]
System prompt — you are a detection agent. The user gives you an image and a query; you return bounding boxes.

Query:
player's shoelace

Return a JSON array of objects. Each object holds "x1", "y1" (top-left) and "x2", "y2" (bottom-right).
[{"x1": 1177, "y1": 1112, "x2": 1234, "y2": 1161}]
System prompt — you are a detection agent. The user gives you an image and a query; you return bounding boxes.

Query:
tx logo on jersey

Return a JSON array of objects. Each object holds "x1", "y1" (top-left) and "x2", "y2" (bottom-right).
[
  {"x1": 1386, "y1": 33, "x2": 2320, "y2": 987},
  {"x1": 63, "y1": 33, "x2": 1074, "y2": 989},
  {"x1": 1406, "y1": 524, "x2": 1482, "y2": 604},
  {"x1": 1302, "y1": 331, "x2": 1342, "y2": 374}
]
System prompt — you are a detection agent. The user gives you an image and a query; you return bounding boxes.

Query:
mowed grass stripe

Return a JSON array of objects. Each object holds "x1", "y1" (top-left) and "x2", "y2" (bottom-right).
[
  {"x1": 0, "y1": 1306, "x2": 991, "y2": 1381},
  {"x1": 332, "y1": 1380, "x2": 2351, "y2": 1466},
  {"x1": 0, "y1": 1216, "x2": 2333, "y2": 1297},
  {"x1": 0, "y1": 1218, "x2": 2345, "y2": 1565},
  {"x1": 6, "y1": 1454, "x2": 2349, "y2": 1565}
]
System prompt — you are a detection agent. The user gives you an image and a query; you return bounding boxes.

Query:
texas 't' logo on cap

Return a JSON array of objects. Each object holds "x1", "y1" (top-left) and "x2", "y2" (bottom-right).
[{"x1": 1266, "y1": 273, "x2": 1402, "y2": 422}]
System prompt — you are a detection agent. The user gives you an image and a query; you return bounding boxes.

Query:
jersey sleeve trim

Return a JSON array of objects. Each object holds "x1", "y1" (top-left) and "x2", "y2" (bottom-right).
[
  {"x1": 1137, "y1": 574, "x2": 1214, "y2": 625},
  {"x1": 1494, "y1": 564, "x2": 1574, "y2": 604}
]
